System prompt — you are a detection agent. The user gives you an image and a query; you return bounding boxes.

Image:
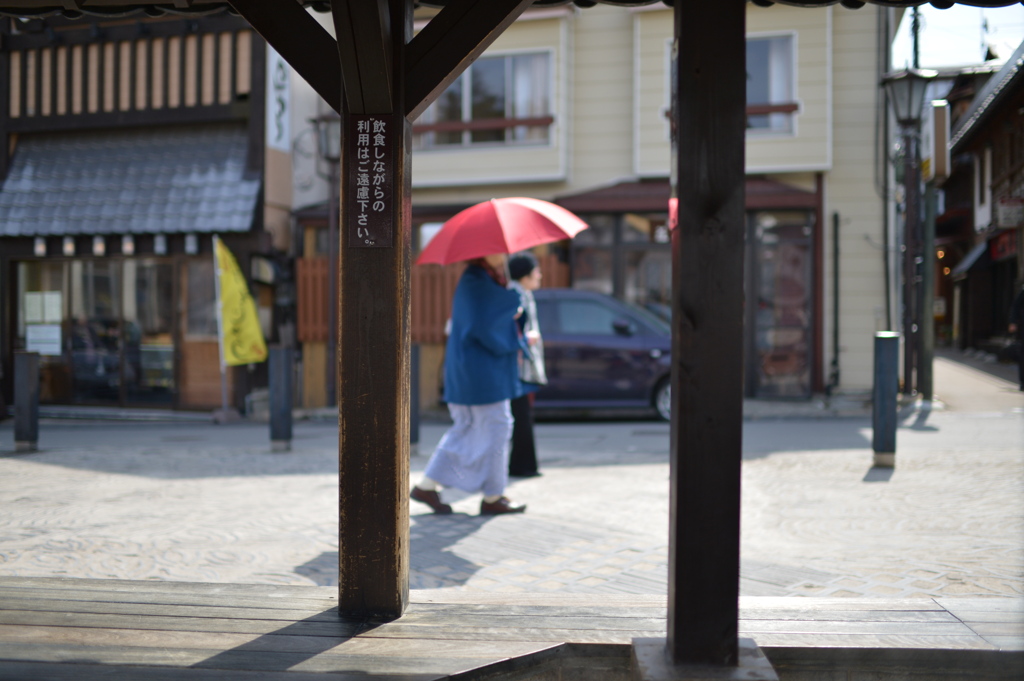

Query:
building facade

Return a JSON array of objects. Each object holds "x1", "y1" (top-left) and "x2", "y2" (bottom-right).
[
  {"x1": 400, "y1": 3, "x2": 899, "y2": 406},
  {"x1": 945, "y1": 41, "x2": 1024, "y2": 357},
  {"x1": 0, "y1": 11, "x2": 294, "y2": 412}
]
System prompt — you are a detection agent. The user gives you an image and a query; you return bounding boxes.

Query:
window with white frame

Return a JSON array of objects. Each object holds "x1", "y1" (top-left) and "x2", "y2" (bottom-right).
[
  {"x1": 413, "y1": 52, "x2": 552, "y2": 150},
  {"x1": 746, "y1": 35, "x2": 795, "y2": 134}
]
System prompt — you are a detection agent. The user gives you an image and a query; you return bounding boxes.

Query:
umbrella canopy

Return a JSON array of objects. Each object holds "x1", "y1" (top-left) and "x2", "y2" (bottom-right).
[{"x1": 416, "y1": 197, "x2": 589, "y2": 265}]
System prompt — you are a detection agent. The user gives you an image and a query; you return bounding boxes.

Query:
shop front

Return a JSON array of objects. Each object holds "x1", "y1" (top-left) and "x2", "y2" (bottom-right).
[
  {"x1": 11, "y1": 248, "x2": 231, "y2": 409},
  {"x1": 556, "y1": 176, "x2": 822, "y2": 399},
  {"x1": 0, "y1": 124, "x2": 264, "y2": 412}
]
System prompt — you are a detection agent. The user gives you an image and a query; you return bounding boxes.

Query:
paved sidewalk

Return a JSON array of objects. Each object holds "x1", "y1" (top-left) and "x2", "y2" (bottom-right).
[{"x1": 0, "y1": 351, "x2": 1020, "y2": 600}]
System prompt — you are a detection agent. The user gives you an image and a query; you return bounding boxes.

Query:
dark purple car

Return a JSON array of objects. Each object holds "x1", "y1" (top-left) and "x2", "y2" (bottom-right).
[{"x1": 532, "y1": 289, "x2": 672, "y2": 420}]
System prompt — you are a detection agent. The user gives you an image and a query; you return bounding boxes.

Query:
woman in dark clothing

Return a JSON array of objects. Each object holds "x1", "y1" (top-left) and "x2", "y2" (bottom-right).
[
  {"x1": 411, "y1": 254, "x2": 530, "y2": 515},
  {"x1": 508, "y1": 252, "x2": 546, "y2": 478}
]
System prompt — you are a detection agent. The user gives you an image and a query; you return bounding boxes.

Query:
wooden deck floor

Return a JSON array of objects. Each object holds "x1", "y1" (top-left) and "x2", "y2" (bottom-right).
[{"x1": 0, "y1": 577, "x2": 1020, "y2": 679}]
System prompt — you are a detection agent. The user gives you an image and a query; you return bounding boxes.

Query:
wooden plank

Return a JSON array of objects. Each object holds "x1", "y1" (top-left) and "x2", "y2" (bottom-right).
[
  {"x1": 0, "y1": 597, "x2": 342, "y2": 624},
  {"x1": 739, "y1": 597, "x2": 947, "y2": 611},
  {"x1": 738, "y1": 620, "x2": 976, "y2": 636},
  {"x1": 404, "y1": 0, "x2": 534, "y2": 121},
  {"x1": 0, "y1": 661, "x2": 388, "y2": 681},
  {"x1": 667, "y1": 0, "x2": 746, "y2": 666},
  {"x1": 410, "y1": 590, "x2": 665, "y2": 608},
  {"x1": 981, "y1": 636, "x2": 1024, "y2": 651},
  {"x1": 737, "y1": 608, "x2": 959, "y2": 623},
  {"x1": 384, "y1": 611, "x2": 667, "y2": 634},
  {"x1": 0, "y1": 609, "x2": 353, "y2": 638},
  {"x1": 936, "y1": 597, "x2": 1024, "y2": 614},
  {"x1": 348, "y1": 624, "x2": 655, "y2": 645},
  {"x1": 753, "y1": 633, "x2": 999, "y2": 650},
  {"x1": 0, "y1": 576, "x2": 337, "y2": 599},
  {"x1": 402, "y1": 602, "x2": 667, "y2": 620},
  {"x1": 331, "y1": 0, "x2": 392, "y2": 114},
  {"x1": 0, "y1": 624, "x2": 555, "y2": 659},
  {"x1": 226, "y1": 0, "x2": 342, "y2": 114},
  {"x1": 0, "y1": 586, "x2": 338, "y2": 612},
  {"x1": 966, "y1": 622, "x2": 1024, "y2": 637},
  {"x1": 945, "y1": 610, "x2": 1024, "y2": 624},
  {"x1": 0, "y1": 643, "x2": 502, "y2": 676}
]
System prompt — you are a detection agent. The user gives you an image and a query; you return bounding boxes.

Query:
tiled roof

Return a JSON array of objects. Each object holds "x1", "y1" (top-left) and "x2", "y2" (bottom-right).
[
  {"x1": 949, "y1": 39, "x2": 1024, "y2": 152},
  {"x1": 0, "y1": 124, "x2": 259, "y2": 237},
  {"x1": 554, "y1": 177, "x2": 817, "y2": 213}
]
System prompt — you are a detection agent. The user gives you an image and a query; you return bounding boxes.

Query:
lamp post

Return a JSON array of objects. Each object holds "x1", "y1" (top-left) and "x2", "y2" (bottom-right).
[
  {"x1": 312, "y1": 111, "x2": 342, "y2": 407},
  {"x1": 882, "y1": 68, "x2": 936, "y2": 396}
]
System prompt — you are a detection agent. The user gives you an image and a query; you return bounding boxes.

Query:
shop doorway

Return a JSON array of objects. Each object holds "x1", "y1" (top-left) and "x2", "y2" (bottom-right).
[{"x1": 745, "y1": 210, "x2": 815, "y2": 398}]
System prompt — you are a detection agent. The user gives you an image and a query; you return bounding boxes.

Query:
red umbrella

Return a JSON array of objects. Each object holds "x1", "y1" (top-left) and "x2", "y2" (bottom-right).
[{"x1": 416, "y1": 197, "x2": 589, "y2": 265}]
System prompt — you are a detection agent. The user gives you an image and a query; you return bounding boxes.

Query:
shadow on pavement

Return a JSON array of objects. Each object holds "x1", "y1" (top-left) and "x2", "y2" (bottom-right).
[
  {"x1": 739, "y1": 419, "x2": 873, "y2": 459},
  {"x1": 862, "y1": 466, "x2": 895, "y2": 483},
  {"x1": 294, "y1": 514, "x2": 490, "y2": 589},
  {"x1": 0, "y1": 422, "x2": 340, "y2": 479}
]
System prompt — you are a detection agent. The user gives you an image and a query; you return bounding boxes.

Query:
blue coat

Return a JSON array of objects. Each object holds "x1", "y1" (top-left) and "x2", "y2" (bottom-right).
[{"x1": 444, "y1": 265, "x2": 526, "y2": 406}]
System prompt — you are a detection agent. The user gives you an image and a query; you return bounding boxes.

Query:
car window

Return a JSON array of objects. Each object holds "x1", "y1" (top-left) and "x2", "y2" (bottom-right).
[
  {"x1": 557, "y1": 300, "x2": 621, "y2": 336},
  {"x1": 626, "y1": 303, "x2": 671, "y2": 335}
]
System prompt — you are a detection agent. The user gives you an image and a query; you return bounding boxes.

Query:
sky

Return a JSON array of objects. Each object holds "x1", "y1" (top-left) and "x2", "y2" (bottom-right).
[{"x1": 891, "y1": 5, "x2": 1024, "y2": 70}]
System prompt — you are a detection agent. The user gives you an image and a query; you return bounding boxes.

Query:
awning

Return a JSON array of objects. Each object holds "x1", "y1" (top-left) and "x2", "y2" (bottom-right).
[
  {"x1": 0, "y1": 123, "x2": 260, "y2": 237},
  {"x1": 553, "y1": 177, "x2": 818, "y2": 214},
  {"x1": 950, "y1": 241, "x2": 991, "y2": 279}
]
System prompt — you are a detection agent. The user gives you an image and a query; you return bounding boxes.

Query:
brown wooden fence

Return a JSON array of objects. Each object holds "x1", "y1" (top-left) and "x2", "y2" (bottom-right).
[
  {"x1": 297, "y1": 254, "x2": 569, "y2": 345},
  {"x1": 296, "y1": 257, "x2": 329, "y2": 343}
]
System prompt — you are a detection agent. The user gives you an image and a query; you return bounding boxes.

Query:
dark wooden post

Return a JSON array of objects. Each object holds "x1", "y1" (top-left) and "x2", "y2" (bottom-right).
[
  {"x1": 228, "y1": 0, "x2": 533, "y2": 622},
  {"x1": 14, "y1": 352, "x2": 39, "y2": 452},
  {"x1": 668, "y1": 0, "x2": 745, "y2": 665},
  {"x1": 334, "y1": 0, "x2": 411, "y2": 619}
]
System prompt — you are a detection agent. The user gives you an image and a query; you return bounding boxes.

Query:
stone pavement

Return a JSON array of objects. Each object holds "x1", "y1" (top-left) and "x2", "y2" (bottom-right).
[{"x1": 0, "y1": 350, "x2": 1021, "y2": 601}]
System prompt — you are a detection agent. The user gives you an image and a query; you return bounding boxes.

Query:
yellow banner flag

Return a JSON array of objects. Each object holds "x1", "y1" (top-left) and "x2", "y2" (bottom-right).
[{"x1": 214, "y1": 236, "x2": 268, "y2": 366}]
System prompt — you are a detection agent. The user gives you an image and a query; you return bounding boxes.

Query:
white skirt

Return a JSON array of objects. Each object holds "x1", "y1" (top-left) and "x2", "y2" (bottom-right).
[{"x1": 424, "y1": 401, "x2": 513, "y2": 497}]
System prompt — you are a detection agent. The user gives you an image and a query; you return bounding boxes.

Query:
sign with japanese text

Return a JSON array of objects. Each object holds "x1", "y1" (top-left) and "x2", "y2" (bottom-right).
[
  {"x1": 347, "y1": 115, "x2": 394, "y2": 248},
  {"x1": 920, "y1": 101, "x2": 948, "y2": 184},
  {"x1": 265, "y1": 47, "x2": 290, "y2": 153},
  {"x1": 996, "y1": 196, "x2": 1024, "y2": 228}
]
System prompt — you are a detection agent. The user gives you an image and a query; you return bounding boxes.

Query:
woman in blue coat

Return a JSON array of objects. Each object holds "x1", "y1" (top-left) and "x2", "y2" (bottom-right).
[{"x1": 411, "y1": 254, "x2": 529, "y2": 515}]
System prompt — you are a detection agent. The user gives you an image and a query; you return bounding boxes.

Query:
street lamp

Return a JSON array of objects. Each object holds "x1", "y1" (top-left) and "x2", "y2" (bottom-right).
[
  {"x1": 882, "y1": 67, "x2": 936, "y2": 397},
  {"x1": 312, "y1": 111, "x2": 342, "y2": 407}
]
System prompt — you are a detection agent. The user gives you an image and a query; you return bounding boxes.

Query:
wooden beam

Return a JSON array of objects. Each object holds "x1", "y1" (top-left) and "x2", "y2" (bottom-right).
[
  {"x1": 336, "y1": 0, "x2": 412, "y2": 619},
  {"x1": 227, "y1": 0, "x2": 342, "y2": 114},
  {"x1": 332, "y1": 0, "x2": 393, "y2": 114},
  {"x1": 668, "y1": 0, "x2": 746, "y2": 667},
  {"x1": 404, "y1": 0, "x2": 533, "y2": 121}
]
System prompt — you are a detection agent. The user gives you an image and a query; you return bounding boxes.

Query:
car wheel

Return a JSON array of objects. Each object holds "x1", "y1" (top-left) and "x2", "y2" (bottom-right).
[{"x1": 654, "y1": 379, "x2": 671, "y2": 421}]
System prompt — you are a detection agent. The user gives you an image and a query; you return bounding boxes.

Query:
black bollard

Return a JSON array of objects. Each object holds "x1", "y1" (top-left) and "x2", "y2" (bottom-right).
[
  {"x1": 14, "y1": 352, "x2": 40, "y2": 453},
  {"x1": 269, "y1": 346, "x2": 293, "y2": 452},
  {"x1": 872, "y1": 332, "x2": 899, "y2": 467}
]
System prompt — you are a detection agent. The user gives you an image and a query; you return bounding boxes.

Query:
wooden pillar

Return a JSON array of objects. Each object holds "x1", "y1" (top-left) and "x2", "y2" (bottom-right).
[
  {"x1": 668, "y1": 0, "x2": 745, "y2": 666},
  {"x1": 334, "y1": 0, "x2": 411, "y2": 619}
]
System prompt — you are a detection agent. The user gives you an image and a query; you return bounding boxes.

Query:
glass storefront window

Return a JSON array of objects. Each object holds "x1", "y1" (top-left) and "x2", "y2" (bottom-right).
[
  {"x1": 572, "y1": 214, "x2": 615, "y2": 246},
  {"x1": 749, "y1": 210, "x2": 814, "y2": 398},
  {"x1": 571, "y1": 249, "x2": 613, "y2": 295},
  {"x1": 186, "y1": 260, "x2": 218, "y2": 338},
  {"x1": 623, "y1": 214, "x2": 670, "y2": 244},
  {"x1": 16, "y1": 257, "x2": 178, "y2": 407},
  {"x1": 624, "y1": 250, "x2": 672, "y2": 322},
  {"x1": 17, "y1": 261, "x2": 69, "y2": 402},
  {"x1": 68, "y1": 261, "x2": 123, "y2": 403},
  {"x1": 124, "y1": 260, "x2": 175, "y2": 404}
]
